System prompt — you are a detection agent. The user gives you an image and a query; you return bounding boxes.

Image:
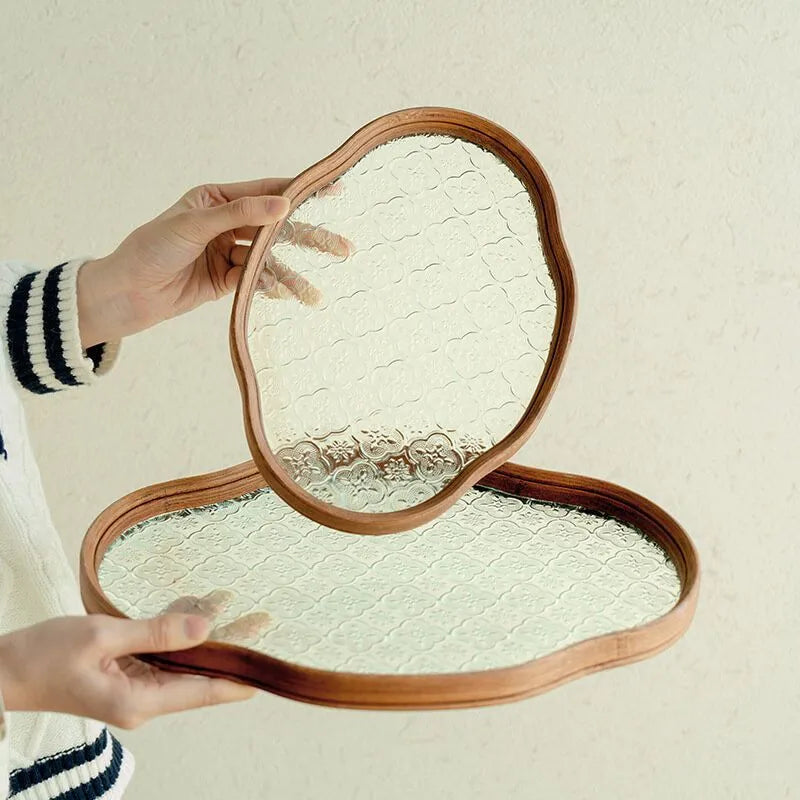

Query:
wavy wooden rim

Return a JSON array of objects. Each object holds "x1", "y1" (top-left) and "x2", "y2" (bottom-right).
[
  {"x1": 80, "y1": 461, "x2": 699, "y2": 710},
  {"x1": 230, "y1": 107, "x2": 577, "y2": 534}
]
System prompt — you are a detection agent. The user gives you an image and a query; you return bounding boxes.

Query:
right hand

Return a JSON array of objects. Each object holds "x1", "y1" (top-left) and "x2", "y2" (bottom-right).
[
  {"x1": 162, "y1": 589, "x2": 272, "y2": 646},
  {"x1": 0, "y1": 613, "x2": 256, "y2": 729}
]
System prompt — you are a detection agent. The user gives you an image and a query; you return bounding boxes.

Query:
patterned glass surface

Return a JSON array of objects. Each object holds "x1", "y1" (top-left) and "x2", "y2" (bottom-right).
[
  {"x1": 246, "y1": 134, "x2": 557, "y2": 514},
  {"x1": 99, "y1": 486, "x2": 681, "y2": 676}
]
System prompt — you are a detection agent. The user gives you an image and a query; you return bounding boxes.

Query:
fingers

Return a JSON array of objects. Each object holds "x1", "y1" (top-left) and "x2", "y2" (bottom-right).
[
  {"x1": 229, "y1": 181, "x2": 338, "y2": 235},
  {"x1": 165, "y1": 590, "x2": 234, "y2": 619},
  {"x1": 209, "y1": 612, "x2": 272, "y2": 646},
  {"x1": 257, "y1": 256, "x2": 296, "y2": 300},
  {"x1": 213, "y1": 177, "x2": 292, "y2": 202},
  {"x1": 131, "y1": 673, "x2": 257, "y2": 722},
  {"x1": 102, "y1": 613, "x2": 212, "y2": 657},
  {"x1": 224, "y1": 265, "x2": 243, "y2": 293},
  {"x1": 230, "y1": 244, "x2": 251, "y2": 266},
  {"x1": 230, "y1": 242, "x2": 318, "y2": 272},
  {"x1": 280, "y1": 221, "x2": 352, "y2": 257},
  {"x1": 164, "y1": 596, "x2": 201, "y2": 614},
  {"x1": 259, "y1": 277, "x2": 295, "y2": 301},
  {"x1": 233, "y1": 221, "x2": 352, "y2": 259},
  {"x1": 194, "y1": 590, "x2": 234, "y2": 617},
  {"x1": 176, "y1": 196, "x2": 290, "y2": 245},
  {"x1": 314, "y1": 181, "x2": 342, "y2": 198},
  {"x1": 211, "y1": 176, "x2": 336, "y2": 209},
  {"x1": 259, "y1": 255, "x2": 322, "y2": 306},
  {"x1": 233, "y1": 225, "x2": 261, "y2": 242}
]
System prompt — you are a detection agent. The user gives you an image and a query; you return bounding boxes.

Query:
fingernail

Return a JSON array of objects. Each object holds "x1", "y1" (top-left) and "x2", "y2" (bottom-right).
[
  {"x1": 266, "y1": 196, "x2": 290, "y2": 218},
  {"x1": 185, "y1": 615, "x2": 210, "y2": 640}
]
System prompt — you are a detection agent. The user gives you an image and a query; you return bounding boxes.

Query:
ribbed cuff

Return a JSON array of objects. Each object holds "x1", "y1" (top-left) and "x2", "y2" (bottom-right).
[
  {"x1": 5, "y1": 260, "x2": 120, "y2": 394},
  {"x1": 8, "y1": 728, "x2": 134, "y2": 800}
]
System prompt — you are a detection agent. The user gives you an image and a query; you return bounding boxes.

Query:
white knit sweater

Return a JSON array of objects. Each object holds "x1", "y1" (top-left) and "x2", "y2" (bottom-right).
[{"x1": 0, "y1": 259, "x2": 134, "y2": 799}]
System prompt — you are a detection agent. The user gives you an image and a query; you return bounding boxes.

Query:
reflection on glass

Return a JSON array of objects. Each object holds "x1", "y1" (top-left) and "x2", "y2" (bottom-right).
[
  {"x1": 246, "y1": 134, "x2": 557, "y2": 514},
  {"x1": 99, "y1": 486, "x2": 681, "y2": 676}
]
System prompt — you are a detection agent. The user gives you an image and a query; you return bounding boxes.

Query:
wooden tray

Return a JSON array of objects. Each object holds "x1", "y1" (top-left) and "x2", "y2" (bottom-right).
[
  {"x1": 80, "y1": 108, "x2": 698, "y2": 708},
  {"x1": 80, "y1": 461, "x2": 698, "y2": 709}
]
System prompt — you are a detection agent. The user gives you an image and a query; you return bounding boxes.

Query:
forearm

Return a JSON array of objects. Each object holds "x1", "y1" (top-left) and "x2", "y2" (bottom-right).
[
  {"x1": 0, "y1": 632, "x2": 28, "y2": 712},
  {"x1": 0, "y1": 624, "x2": 50, "y2": 716},
  {"x1": 2, "y1": 180, "x2": 293, "y2": 391}
]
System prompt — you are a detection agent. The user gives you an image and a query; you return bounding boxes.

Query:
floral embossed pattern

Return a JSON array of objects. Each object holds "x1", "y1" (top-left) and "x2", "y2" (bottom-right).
[
  {"x1": 99, "y1": 487, "x2": 681, "y2": 676},
  {"x1": 246, "y1": 135, "x2": 557, "y2": 514}
]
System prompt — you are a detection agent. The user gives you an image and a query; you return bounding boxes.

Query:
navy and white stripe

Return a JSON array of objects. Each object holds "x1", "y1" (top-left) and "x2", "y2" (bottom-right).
[
  {"x1": 8, "y1": 728, "x2": 134, "y2": 800},
  {"x1": 5, "y1": 261, "x2": 118, "y2": 395}
]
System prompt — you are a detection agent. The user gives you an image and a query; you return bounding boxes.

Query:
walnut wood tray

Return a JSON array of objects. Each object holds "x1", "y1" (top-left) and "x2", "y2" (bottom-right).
[{"x1": 80, "y1": 108, "x2": 698, "y2": 708}]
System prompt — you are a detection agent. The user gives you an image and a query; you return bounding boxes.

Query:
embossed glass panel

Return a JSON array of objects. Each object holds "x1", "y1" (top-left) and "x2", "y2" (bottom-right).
[
  {"x1": 245, "y1": 134, "x2": 557, "y2": 516},
  {"x1": 98, "y1": 487, "x2": 681, "y2": 676}
]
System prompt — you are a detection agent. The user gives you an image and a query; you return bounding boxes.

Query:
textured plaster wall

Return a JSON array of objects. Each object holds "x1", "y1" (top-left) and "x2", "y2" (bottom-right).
[{"x1": 1, "y1": 1, "x2": 798, "y2": 797}]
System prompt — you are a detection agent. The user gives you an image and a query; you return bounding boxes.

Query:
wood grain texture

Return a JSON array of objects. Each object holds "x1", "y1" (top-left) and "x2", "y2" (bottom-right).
[
  {"x1": 79, "y1": 109, "x2": 698, "y2": 710},
  {"x1": 230, "y1": 107, "x2": 577, "y2": 534},
  {"x1": 80, "y1": 461, "x2": 699, "y2": 710}
]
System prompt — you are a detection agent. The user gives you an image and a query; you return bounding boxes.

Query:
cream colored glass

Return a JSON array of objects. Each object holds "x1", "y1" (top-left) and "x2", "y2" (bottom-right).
[
  {"x1": 99, "y1": 487, "x2": 681, "y2": 676},
  {"x1": 245, "y1": 134, "x2": 557, "y2": 515}
]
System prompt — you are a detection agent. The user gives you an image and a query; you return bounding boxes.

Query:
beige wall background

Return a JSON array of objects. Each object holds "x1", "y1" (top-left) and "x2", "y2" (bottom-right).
[{"x1": 1, "y1": 1, "x2": 798, "y2": 797}]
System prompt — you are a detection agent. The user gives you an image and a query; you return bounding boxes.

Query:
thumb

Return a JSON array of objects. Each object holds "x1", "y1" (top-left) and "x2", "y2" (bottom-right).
[
  {"x1": 103, "y1": 613, "x2": 211, "y2": 657},
  {"x1": 178, "y1": 195, "x2": 290, "y2": 243}
]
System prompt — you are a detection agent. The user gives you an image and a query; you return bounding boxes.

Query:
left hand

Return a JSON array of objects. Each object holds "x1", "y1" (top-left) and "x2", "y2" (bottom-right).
[
  {"x1": 77, "y1": 178, "x2": 350, "y2": 348},
  {"x1": 0, "y1": 613, "x2": 257, "y2": 728}
]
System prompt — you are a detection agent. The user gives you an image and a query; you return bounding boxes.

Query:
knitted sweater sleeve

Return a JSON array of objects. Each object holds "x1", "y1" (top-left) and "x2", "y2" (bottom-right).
[
  {"x1": 0, "y1": 258, "x2": 120, "y2": 795},
  {"x1": 0, "y1": 259, "x2": 120, "y2": 394}
]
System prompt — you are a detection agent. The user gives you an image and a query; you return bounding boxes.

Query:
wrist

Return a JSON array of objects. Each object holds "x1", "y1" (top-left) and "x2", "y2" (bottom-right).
[
  {"x1": 0, "y1": 633, "x2": 36, "y2": 712},
  {"x1": 76, "y1": 255, "x2": 138, "y2": 349}
]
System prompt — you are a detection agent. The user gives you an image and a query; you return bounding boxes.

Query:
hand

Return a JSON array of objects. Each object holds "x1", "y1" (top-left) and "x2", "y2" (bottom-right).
[
  {"x1": 0, "y1": 613, "x2": 256, "y2": 729},
  {"x1": 77, "y1": 179, "x2": 352, "y2": 348},
  {"x1": 259, "y1": 215, "x2": 351, "y2": 307},
  {"x1": 162, "y1": 589, "x2": 272, "y2": 647}
]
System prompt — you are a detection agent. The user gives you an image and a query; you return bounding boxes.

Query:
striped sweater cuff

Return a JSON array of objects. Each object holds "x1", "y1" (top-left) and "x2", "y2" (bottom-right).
[
  {"x1": 6, "y1": 260, "x2": 120, "y2": 394},
  {"x1": 8, "y1": 728, "x2": 134, "y2": 800}
]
